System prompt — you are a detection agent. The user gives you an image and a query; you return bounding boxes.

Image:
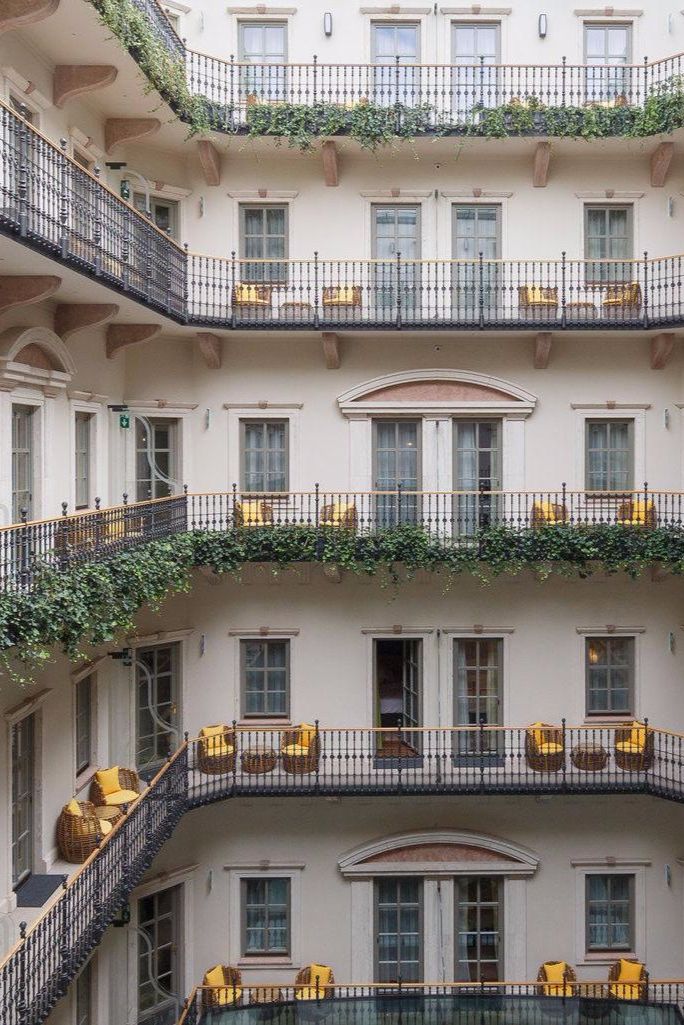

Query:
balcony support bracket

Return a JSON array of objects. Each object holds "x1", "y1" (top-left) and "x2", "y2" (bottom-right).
[
  {"x1": 0, "y1": 275, "x2": 61, "y2": 313},
  {"x1": 532, "y1": 142, "x2": 551, "y2": 188},
  {"x1": 322, "y1": 141, "x2": 339, "y2": 187},
  {"x1": 55, "y1": 303, "x2": 119, "y2": 341},
  {"x1": 321, "y1": 331, "x2": 341, "y2": 369},
  {"x1": 197, "y1": 140, "x2": 221, "y2": 186},
  {"x1": 106, "y1": 323, "x2": 162, "y2": 359},
  {"x1": 533, "y1": 332, "x2": 553, "y2": 369},
  {"x1": 53, "y1": 65, "x2": 118, "y2": 109},
  {"x1": 104, "y1": 117, "x2": 161, "y2": 153},
  {"x1": 650, "y1": 332, "x2": 675, "y2": 370},
  {"x1": 650, "y1": 142, "x2": 674, "y2": 188},
  {"x1": 196, "y1": 331, "x2": 222, "y2": 369},
  {"x1": 0, "y1": 0, "x2": 58, "y2": 33}
]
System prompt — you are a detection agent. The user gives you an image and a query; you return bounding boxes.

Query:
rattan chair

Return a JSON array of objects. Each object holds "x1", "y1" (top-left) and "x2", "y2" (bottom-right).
[
  {"x1": 202, "y1": 965, "x2": 243, "y2": 1008},
  {"x1": 280, "y1": 723, "x2": 320, "y2": 774},
  {"x1": 322, "y1": 286, "x2": 362, "y2": 310},
  {"x1": 319, "y1": 501, "x2": 358, "y2": 528},
  {"x1": 616, "y1": 499, "x2": 656, "y2": 527},
  {"x1": 602, "y1": 282, "x2": 641, "y2": 319},
  {"x1": 197, "y1": 724, "x2": 236, "y2": 774},
  {"x1": 518, "y1": 285, "x2": 559, "y2": 318},
  {"x1": 608, "y1": 959, "x2": 648, "y2": 1001},
  {"x1": 525, "y1": 723, "x2": 565, "y2": 772},
  {"x1": 233, "y1": 500, "x2": 274, "y2": 527},
  {"x1": 294, "y1": 964, "x2": 335, "y2": 1001},
  {"x1": 531, "y1": 501, "x2": 568, "y2": 527},
  {"x1": 89, "y1": 766, "x2": 141, "y2": 807},
  {"x1": 536, "y1": 961, "x2": 577, "y2": 998},
  {"x1": 57, "y1": 799, "x2": 114, "y2": 863},
  {"x1": 614, "y1": 722, "x2": 654, "y2": 772},
  {"x1": 232, "y1": 284, "x2": 272, "y2": 308}
]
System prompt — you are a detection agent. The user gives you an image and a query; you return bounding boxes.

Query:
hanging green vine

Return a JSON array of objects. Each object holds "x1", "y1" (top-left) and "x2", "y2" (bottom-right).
[{"x1": 2, "y1": 524, "x2": 684, "y2": 682}]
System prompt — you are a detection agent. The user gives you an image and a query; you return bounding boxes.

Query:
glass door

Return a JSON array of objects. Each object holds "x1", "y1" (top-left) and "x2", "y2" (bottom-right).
[
  {"x1": 451, "y1": 22, "x2": 500, "y2": 118},
  {"x1": 239, "y1": 22, "x2": 288, "y2": 102},
  {"x1": 375, "y1": 878, "x2": 423, "y2": 983},
  {"x1": 454, "y1": 639, "x2": 503, "y2": 757},
  {"x1": 375, "y1": 638, "x2": 422, "y2": 756},
  {"x1": 12, "y1": 404, "x2": 34, "y2": 521},
  {"x1": 138, "y1": 886, "x2": 181, "y2": 1024},
  {"x1": 453, "y1": 420, "x2": 501, "y2": 534},
  {"x1": 371, "y1": 22, "x2": 420, "y2": 106},
  {"x1": 584, "y1": 23, "x2": 631, "y2": 104},
  {"x1": 372, "y1": 204, "x2": 420, "y2": 317},
  {"x1": 135, "y1": 418, "x2": 178, "y2": 500},
  {"x1": 452, "y1": 205, "x2": 501, "y2": 320},
  {"x1": 373, "y1": 420, "x2": 421, "y2": 526},
  {"x1": 455, "y1": 877, "x2": 503, "y2": 982},
  {"x1": 136, "y1": 645, "x2": 179, "y2": 774},
  {"x1": 11, "y1": 714, "x2": 34, "y2": 888}
]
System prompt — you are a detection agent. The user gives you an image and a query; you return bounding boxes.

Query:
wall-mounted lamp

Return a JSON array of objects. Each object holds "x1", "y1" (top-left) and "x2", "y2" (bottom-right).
[
  {"x1": 664, "y1": 407, "x2": 671, "y2": 429},
  {"x1": 199, "y1": 195, "x2": 205, "y2": 217},
  {"x1": 668, "y1": 631, "x2": 676, "y2": 654},
  {"x1": 668, "y1": 195, "x2": 675, "y2": 218},
  {"x1": 538, "y1": 13, "x2": 548, "y2": 38},
  {"x1": 323, "y1": 12, "x2": 333, "y2": 36}
]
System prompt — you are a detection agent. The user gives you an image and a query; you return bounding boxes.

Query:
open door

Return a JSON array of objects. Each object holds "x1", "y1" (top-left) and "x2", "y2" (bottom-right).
[{"x1": 374, "y1": 638, "x2": 422, "y2": 757}]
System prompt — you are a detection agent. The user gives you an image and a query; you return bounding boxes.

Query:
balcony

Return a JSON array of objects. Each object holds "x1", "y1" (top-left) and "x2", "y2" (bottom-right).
[
  {"x1": 2, "y1": 101, "x2": 683, "y2": 331},
  {"x1": 3, "y1": 723, "x2": 684, "y2": 1025},
  {"x1": 95, "y1": 0, "x2": 684, "y2": 142}
]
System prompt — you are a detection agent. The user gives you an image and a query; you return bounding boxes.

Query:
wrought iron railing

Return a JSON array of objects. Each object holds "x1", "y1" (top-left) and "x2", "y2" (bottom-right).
[
  {"x1": 177, "y1": 980, "x2": 684, "y2": 1025},
  {"x1": 2, "y1": 486, "x2": 682, "y2": 591},
  {"x1": 3, "y1": 99, "x2": 684, "y2": 330},
  {"x1": 0, "y1": 746, "x2": 187, "y2": 1025}
]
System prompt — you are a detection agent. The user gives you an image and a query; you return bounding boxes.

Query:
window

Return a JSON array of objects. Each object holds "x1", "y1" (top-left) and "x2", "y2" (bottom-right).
[
  {"x1": 371, "y1": 23, "x2": 420, "y2": 105},
  {"x1": 75, "y1": 959, "x2": 93, "y2": 1025},
  {"x1": 241, "y1": 639, "x2": 290, "y2": 717},
  {"x1": 586, "y1": 874, "x2": 634, "y2": 952},
  {"x1": 454, "y1": 638, "x2": 502, "y2": 754},
  {"x1": 242, "y1": 877, "x2": 290, "y2": 955},
  {"x1": 371, "y1": 205, "x2": 421, "y2": 313},
  {"x1": 136, "y1": 644, "x2": 179, "y2": 771},
  {"x1": 375, "y1": 878, "x2": 423, "y2": 982},
  {"x1": 9, "y1": 94, "x2": 36, "y2": 124},
  {"x1": 584, "y1": 23, "x2": 631, "y2": 103},
  {"x1": 455, "y1": 877, "x2": 503, "y2": 982},
  {"x1": 451, "y1": 22, "x2": 501, "y2": 113},
  {"x1": 372, "y1": 419, "x2": 421, "y2": 525},
  {"x1": 138, "y1": 885, "x2": 181, "y2": 1022},
  {"x1": 453, "y1": 420, "x2": 502, "y2": 533},
  {"x1": 11, "y1": 713, "x2": 34, "y2": 888},
  {"x1": 585, "y1": 636, "x2": 634, "y2": 716},
  {"x1": 585, "y1": 419, "x2": 633, "y2": 492},
  {"x1": 452, "y1": 205, "x2": 501, "y2": 318},
  {"x1": 374, "y1": 638, "x2": 422, "y2": 755},
  {"x1": 75, "y1": 674, "x2": 94, "y2": 775},
  {"x1": 133, "y1": 194, "x2": 179, "y2": 240},
  {"x1": 239, "y1": 22, "x2": 287, "y2": 101},
  {"x1": 239, "y1": 205, "x2": 288, "y2": 284},
  {"x1": 240, "y1": 420, "x2": 288, "y2": 493},
  {"x1": 135, "y1": 417, "x2": 178, "y2": 500},
  {"x1": 74, "y1": 411, "x2": 92, "y2": 510},
  {"x1": 12, "y1": 404, "x2": 35, "y2": 521},
  {"x1": 584, "y1": 205, "x2": 633, "y2": 284}
]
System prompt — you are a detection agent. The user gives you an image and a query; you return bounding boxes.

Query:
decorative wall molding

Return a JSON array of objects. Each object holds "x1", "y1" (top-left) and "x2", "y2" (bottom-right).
[
  {"x1": 360, "y1": 189, "x2": 433, "y2": 199},
  {"x1": 123, "y1": 399, "x2": 199, "y2": 411},
  {"x1": 570, "y1": 402, "x2": 651, "y2": 410},
  {"x1": 574, "y1": 191, "x2": 644, "y2": 199},
  {"x1": 0, "y1": 325, "x2": 74, "y2": 394},
  {"x1": 338, "y1": 369, "x2": 537, "y2": 417},
  {"x1": 441, "y1": 189, "x2": 514, "y2": 199},
  {"x1": 227, "y1": 627, "x2": 300, "y2": 636},
  {"x1": 573, "y1": 8, "x2": 642, "y2": 15},
  {"x1": 576, "y1": 626, "x2": 646, "y2": 634},
  {"x1": 440, "y1": 6, "x2": 512, "y2": 13},
  {"x1": 223, "y1": 401, "x2": 303, "y2": 410},
  {"x1": 226, "y1": 190, "x2": 299, "y2": 200},
  {"x1": 227, "y1": 5, "x2": 297, "y2": 12},
  {"x1": 339, "y1": 830, "x2": 540, "y2": 878},
  {"x1": 1, "y1": 64, "x2": 51, "y2": 109}
]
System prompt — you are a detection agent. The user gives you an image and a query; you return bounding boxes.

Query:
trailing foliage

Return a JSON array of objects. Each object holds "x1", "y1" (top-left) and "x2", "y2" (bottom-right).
[{"x1": 2, "y1": 524, "x2": 684, "y2": 681}]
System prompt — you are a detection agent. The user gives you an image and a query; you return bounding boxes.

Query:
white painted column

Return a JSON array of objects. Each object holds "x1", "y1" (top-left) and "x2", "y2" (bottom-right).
[
  {"x1": 504, "y1": 878, "x2": 528, "y2": 979},
  {"x1": 424, "y1": 878, "x2": 454, "y2": 981},
  {"x1": 348, "y1": 415, "x2": 372, "y2": 491},
  {"x1": 423, "y1": 417, "x2": 451, "y2": 534},
  {"x1": 502, "y1": 416, "x2": 526, "y2": 492},
  {"x1": 0, "y1": 390, "x2": 12, "y2": 524},
  {"x1": 349, "y1": 879, "x2": 374, "y2": 981},
  {"x1": 41, "y1": 394, "x2": 59, "y2": 517}
]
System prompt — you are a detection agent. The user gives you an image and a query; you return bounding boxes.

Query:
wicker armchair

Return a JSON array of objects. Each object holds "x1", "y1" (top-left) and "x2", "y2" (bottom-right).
[
  {"x1": 602, "y1": 282, "x2": 641, "y2": 319},
  {"x1": 202, "y1": 965, "x2": 243, "y2": 1008},
  {"x1": 616, "y1": 499, "x2": 656, "y2": 528},
  {"x1": 531, "y1": 501, "x2": 567, "y2": 527},
  {"x1": 614, "y1": 722, "x2": 654, "y2": 772},
  {"x1": 536, "y1": 961, "x2": 577, "y2": 998},
  {"x1": 233, "y1": 500, "x2": 274, "y2": 527},
  {"x1": 319, "y1": 501, "x2": 358, "y2": 528},
  {"x1": 197, "y1": 724, "x2": 236, "y2": 775},
  {"x1": 518, "y1": 285, "x2": 558, "y2": 318},
  {"x1": 232, "y1": 284, "x2": 272, "y2": 308},
  {"x1": 280, "y1": 723, "x2": 320, "y2": 774},
  {"x1": 322, "y1": 286, "x2": 362, "y2": 310},
  {"x1": 57, "y1": 799, "x2": 114, "y2": 863},
  {"x1": 525, "y1": 723, "x2": 565, "y2": 772},
  {"x1": 89, "y1": 766, "x2": 141, "y2": 808},
  {"x1": 294, "y1": 964, "x2": 335, "y2": 1001},
  {"x1": 608, "y1": 959, "x2": 648, "y2": 1001}
]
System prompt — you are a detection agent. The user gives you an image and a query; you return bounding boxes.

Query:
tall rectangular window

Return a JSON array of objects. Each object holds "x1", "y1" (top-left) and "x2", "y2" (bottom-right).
[
  {"x1": 455, "y1": 877, "x2": 503, "y2": 982},
  {"x1": 451, "y1": 22, "x2": 501, "y2": 113},
  {"x1": 74, "y1": 411, "x2": 92, "y2": 510},
  {"x1": 239, "y1": 21, "x2": 287, "y2": 101},
  {"x1": 241, "y1": 639, "x2": 290, "y2": 717},
  {"x1": 242, "y1": 878, "x2": 290, "y2": 955},
  {"x1": 371, "y1": 23, "x2": 420, "y2": 105},
  {"x1": 454, "y1": 638, "x2": 503, "y2": 752},
  {"x1": 135, "y1": 418, "x2": 178, "y2": 500},
  {"x1": 584, "y1": 205, "x2": 633, "y2": 284},
  {"x1": 137, "y1": 886, "x2": 181, "y2": 1021},
  {"x1": 585, "y1": 636, "x2": 634, "y2": 716},
  {"x1": 584, "y1": 23, "x2": 631, "y2": 103},
  {"x1": 240, "y1": 420, "x2": 288, "y2": 492},
  {"x1": 585, "y1": 419, "x2": 633, "y2": 492},
  {"x1": 75, "y1": 674, "x2": 94, "y2": 775},
  {"x1": 12, "y1": 404, "x2": 35, "y2": 521},
  {"x1": 586, "y1": 874, "x2": 634, "y2": 951},
  {"x1": 136, "y1": 644, "x2": 179, "y2": 771},
  {"x1": 11, "y1": 714, "x2": 34, "y2": 888},
  {"x1": 133, "y1": 194, "x2": 179, "y2": 240},
  {"x1": 375, "y1": 878, "x2": 423, "y2": 983},
  {"x1": 373, "y1": 419, "x2": 421, "y2": 525},
  {"x1": 239, "y1": 205, "x2": 288, "y2": 283}
]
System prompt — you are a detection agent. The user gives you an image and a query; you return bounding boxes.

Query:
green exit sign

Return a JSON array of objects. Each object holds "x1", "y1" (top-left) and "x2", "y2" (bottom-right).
[{"x1": 119, "y1": 413, "x2": 131, "y2": 429}]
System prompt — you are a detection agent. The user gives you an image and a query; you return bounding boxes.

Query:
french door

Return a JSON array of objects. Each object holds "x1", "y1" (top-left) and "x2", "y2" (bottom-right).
[
  {"x1": 239, "y1": 21, "x2": 288, "y2": 102},
  {"x1": 375, "y1": 878, "x2": 423, "y2": 983},
  {"x1": 373, "y1": 420, "x2": 421, "y2": 526},
  {"x1": 454, "y1": 638, "x2": 503, "y2": 756},
  {"x1": 375, "y1": 638, "x2": 422, "y2": 755},
  {"x1": 371, "y1": 22, "x2": 420, "y2": 106},
  {"x1": 455, "y1": 877, "x2": 503, "y2": 982},
  {"x1": 12, "y1": 404, "x2": 34, "y2": 521},
  {"x1": 372, "y1": 204, "x2": 421, "y2": 317},
  {"x1": 452, "y1": 205, "x2": 501, "y2": 320},
  {"x1": 451, "y1": 22, "x2": 500, "y2": 118},
  {"x1": 12, "y1": 714, "x2": 35, "y2": 888},
  {"x1": 453, "y1": 420, "x2": 502, "y2": 534}
]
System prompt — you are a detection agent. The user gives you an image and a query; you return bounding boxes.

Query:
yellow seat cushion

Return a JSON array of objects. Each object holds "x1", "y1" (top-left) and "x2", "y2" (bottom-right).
[
  {"x1": 309, "y1": 965, "x2": 333, "y2": 986},
  {"x1": 297, "y1": 723, "x2": 317, "y2": 748},
  {"x1": 618, "y1": 959, "x2": 645, "y2": 983},
  {"x1": 98, "y1": 818, "x2": 113, "y2": 836},
  {"x1": 65, "y1": 799, "x2": 82, "y2": 816},
  {"x1": 604, "y1": 283, "x2": 640, "y2": 306},
  {"x1": 533, "y1": 501, "x2": 560, "y2": 521},
  {"x1": 616, "y1": 724, "x2": 646, "y2": 754},
  {"x1": 96, "y1": 766, "x2": 121, "y2": 797},
  {"x1": 324, "y1": 287, "x2": 358, "y2": 305},
  {"x1": 321, "y1": 502, "x2": 356, "y2": 526},
  {"x1": 295, "y1": 987, "x2": 320, "y2": 1001},
  {"x1": 529, "y1": 723, "x2": 560, "y2": 751},
  {"x1": 618, "y1": 501, "x2": 654, "y2": 526},
  {"x1": 101, "y1": 788, "x2": 139, "y2": 806},
  {"x1": 538, "y1": 742, "x2": 563, "y2": 755},
  {"x1": 234, "y1": 284, "x2": 269, "y2": 305},
  {"x1": 204, "y1": 965, "x2": 225, "y2": 987},
  {"x1": 237, "y1": 501, "x2": 269, "y2": 525},
  {"x1": 282, "y1": 744, "x2": 310, "y2": 756},
  {"x1": 201, "y1": 725, "x2": 234, "y2": 757},
  {"x1": 609, "y1": 983, "x2": 642, "y2": 1001},
  {"x1": 204, "y1": 965, "x2": 242, "y2": 1004},
  {"x1": 524, "y1": 287, "x2": 556, "y2": 306},
  {"x1": 216, "y1": 987, "x2": 242, "y2": 1006}
]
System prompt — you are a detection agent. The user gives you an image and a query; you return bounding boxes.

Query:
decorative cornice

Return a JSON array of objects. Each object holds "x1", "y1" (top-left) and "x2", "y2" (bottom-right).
[
  {"x1": 226, "y1": 6, "x2": 296, "y2": 13},
  {"x1": 123, "y1": 399, "x2": 199, "y2": 411},
  {"x1": 575, "y1": 191, "x2": 644, "y2": 199},
  {"x1": 360, "y1": 189, "x2": 433, "y2": 199},
  {"x1": 228, "y1": 627, "x2": 300, "y2": 636},
  {"x1": 576, "y1": 625, "x2": 646, "y2": 634},
  {"x1": 68, "y1": 390, "x2": 108, "y2": 404},
  {"x1": 223, "y1": 402, "x2": 303, "y2": 410},
  {"x1": 573, "y1": 8, "x2": 642, "y2": 15},
  {"x1": 226, "y1": 190, "x2": 299, "y2": 200},
  {"x1": 360, "y1": 6, "x2": 432, "y2": 13},
  {"x1": 570, "y1": 402, "x2": 651, "y2": 410},
  {"x1": 339, "y1": 829, "x2": 540, "y2": 876},
  {"x1": 440, "y1": 6, "x2": 512, "y2": 13},
  {"x1": 441, "y1": 189, "x2": 514, "y2": 199}
]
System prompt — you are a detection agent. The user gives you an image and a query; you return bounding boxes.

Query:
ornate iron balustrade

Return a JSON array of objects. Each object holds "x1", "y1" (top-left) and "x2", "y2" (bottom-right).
[
  {"x1": 177, "y1": 981, "x2": 684, "y2": 1025},
  {"x1": 2, "y1": 100, "x2": 684, "y2": 330},
  {"x1": 2, "y1": 486, "x2": 683, "y2": 591}
]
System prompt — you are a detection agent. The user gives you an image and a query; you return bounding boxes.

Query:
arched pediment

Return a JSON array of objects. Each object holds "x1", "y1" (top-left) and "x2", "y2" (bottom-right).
[
  {"x1": 338, "y1": 830, "x2": 539, "y2": 878},
  {"x1": 338, "y1": 370, "x2": 537, "y2": 417},
  {"x1": 0, "y1": 326, "x2": 75, "y2": 394}
]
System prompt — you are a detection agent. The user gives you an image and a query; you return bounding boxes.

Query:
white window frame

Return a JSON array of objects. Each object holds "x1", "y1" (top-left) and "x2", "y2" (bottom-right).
[
  {"x1": 575, "y1": 626, "x2": 644, "y2": 725},
  {"x1": 441, "y1": 629, "x2": 513, "y2": 730},
  {"x1": 121, "y1": 407, "x2": 190, "y2": 501},
  {"x1": 572, "y1": 859, "x2": 648, "y2": 966},
  {"x1": 572, "y1": 406, "x2": 646, "y2": 493},
  {"x1": 72, "y1": 669, "x2": 98, "y2": 790},
  {"x1": 236, "y1": 634, "x2": 293, "y2": 722},
  {"x1": 224, "y1": 863, "x2": 304, "y2": 969},
  {"x1": 5, "y1": 392, "x2": 45, "y2": 521},
  {"x1": 363, "y1": 629, "x2": 436, "y2": 726},
  {"x1": 362, "y1": 10, "x2": 432, "y2": 65},
  {"x1": 70, "y1": 403, "x2": 101, "y2": 512},
  {"x1": 227, "y1": 406, "x2": 301, "y2": 492}
]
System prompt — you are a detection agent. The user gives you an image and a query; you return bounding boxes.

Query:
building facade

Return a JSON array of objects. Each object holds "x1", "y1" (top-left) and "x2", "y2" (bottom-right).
[{"x1": 1, "y1": 1, "x2": 684, "y2": 1024}]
